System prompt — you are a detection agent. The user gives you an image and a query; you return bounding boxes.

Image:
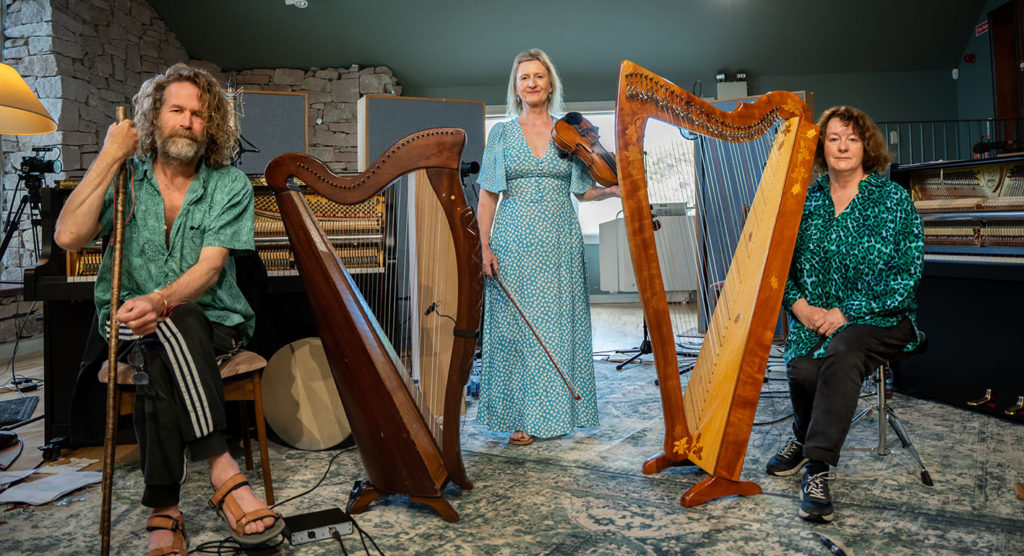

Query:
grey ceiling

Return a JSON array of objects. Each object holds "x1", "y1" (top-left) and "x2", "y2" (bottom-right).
[{"x1": 147, "y1": 0, "x2": 987, "y2": 104}]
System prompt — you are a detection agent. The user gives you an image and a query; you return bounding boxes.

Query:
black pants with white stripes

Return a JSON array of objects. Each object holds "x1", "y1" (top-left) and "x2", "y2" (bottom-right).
[{"x1": 114, "y1": 303, "x2": 244, "y2": 508}]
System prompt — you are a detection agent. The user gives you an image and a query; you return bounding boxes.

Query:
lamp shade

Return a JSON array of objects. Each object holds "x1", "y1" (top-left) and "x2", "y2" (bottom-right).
[{"x1": 0, "y1": 63, "x2": 57, "y2": 135}]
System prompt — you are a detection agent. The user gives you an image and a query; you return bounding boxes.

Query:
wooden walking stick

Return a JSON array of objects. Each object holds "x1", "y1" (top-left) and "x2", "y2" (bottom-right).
[{"x1": 100, "y1": 105, "x2": 129, "y2": 555}]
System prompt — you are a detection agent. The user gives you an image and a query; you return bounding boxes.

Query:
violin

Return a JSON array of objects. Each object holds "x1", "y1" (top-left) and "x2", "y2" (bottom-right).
[{"x1": 552, "y1": 112, "x2": 619, "y2": 187}]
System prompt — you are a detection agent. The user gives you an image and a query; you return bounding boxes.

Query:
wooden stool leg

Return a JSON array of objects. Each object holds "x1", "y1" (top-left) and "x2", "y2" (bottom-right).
[
  {"x1": 252, "y1": 372, "x2": 274, "y2": 505},
  {"x1": 239, "y1": 399, "x2": 254, "y2": 471}
]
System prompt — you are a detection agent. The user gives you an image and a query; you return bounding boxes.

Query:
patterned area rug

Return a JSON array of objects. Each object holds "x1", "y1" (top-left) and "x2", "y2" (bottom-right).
[{"x1": 1, "y1": 360, "x2": 1022, "y2": 555}]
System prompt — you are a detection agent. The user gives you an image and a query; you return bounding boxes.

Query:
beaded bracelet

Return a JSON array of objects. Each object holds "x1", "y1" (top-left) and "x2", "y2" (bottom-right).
[{"x1": 152, "y1": 288, "x2": 168, "y2": 318}]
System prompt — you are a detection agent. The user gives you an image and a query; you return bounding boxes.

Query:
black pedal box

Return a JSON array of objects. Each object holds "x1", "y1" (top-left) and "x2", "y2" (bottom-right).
[{"x1": 282, "y1": 507, "x2": 354, "y2": 546}]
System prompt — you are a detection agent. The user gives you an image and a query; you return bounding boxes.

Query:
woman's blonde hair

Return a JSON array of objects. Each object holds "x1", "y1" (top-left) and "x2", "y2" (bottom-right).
[
  {"x1": 505, "y1": 48, "x2": 564, "y2": 119},
  {"x1": 133, "y1": 63, "x2": 238, "y2": 169}
]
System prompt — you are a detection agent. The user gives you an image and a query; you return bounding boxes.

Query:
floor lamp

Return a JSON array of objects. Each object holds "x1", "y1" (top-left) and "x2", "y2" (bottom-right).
[{"x1": 0, "y1": 61, "x2": 56, "y2": 435}]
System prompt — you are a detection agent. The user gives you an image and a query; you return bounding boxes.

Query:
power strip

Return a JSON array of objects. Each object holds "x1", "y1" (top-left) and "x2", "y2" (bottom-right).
[{"x1": 282, "y1": 507, "x2": 354, "y2": 546}]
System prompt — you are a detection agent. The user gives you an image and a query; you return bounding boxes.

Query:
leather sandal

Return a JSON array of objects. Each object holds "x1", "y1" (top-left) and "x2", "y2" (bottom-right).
[
  {"x1": 145, "y1": 513, "x2": 188, "y2": 556},
  {"x1": 208, "y1": 473, "x2": 285, "y2": 547},
  {"x1": 509, "y1": 432, "x2": 535, "y2": 445}
]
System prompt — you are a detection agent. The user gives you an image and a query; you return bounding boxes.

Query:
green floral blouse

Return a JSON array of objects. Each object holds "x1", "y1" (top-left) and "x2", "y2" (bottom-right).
[
  {"x1": 92, "y1": 156, "x2": 256, "y2": 341},
  {"x1": 782, "y1": 172, "x2": 923, "y2": 362}
]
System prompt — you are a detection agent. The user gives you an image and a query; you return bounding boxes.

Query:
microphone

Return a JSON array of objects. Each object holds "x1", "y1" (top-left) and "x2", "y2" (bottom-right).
[{"x1": 460, "y1": 161, "x2": 479, "y2": 178}]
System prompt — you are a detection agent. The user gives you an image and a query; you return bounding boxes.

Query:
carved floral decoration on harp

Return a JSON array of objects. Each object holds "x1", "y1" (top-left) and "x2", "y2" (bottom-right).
[{"x1": 672, "y1": 434, "x2": 705, "y2": 460}]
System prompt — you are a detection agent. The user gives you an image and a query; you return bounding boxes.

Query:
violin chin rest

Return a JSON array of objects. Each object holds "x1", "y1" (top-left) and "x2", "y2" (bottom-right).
[{"x1": 563, "y1": 112, "x2": 584, "y2": 125}]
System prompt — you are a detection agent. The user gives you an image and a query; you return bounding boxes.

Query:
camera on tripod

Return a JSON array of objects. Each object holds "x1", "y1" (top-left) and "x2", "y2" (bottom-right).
[
  {"x1": 0, "y1": 146, "x2": 62, "y2": 263},
  {"x1": 19, "y1": 146, "x2": 62, "y2": 179}
]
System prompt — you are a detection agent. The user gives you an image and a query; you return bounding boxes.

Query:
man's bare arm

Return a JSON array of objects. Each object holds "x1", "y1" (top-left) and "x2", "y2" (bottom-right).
[
  {"x1": 116, "y1": 246, "x2": 230, "y2": 336},
  {"x1": 54, "y1": 120, "x2": 138, "y2": 252}
]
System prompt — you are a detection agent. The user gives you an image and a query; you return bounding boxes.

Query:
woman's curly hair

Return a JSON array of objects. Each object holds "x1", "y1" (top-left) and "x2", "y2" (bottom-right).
[
  {"x1": 813, "y1": 105, "x2": 890, "y2": 175},
  {"x1": 132, "y1": 63, "x2": 238, "y2": 169}
]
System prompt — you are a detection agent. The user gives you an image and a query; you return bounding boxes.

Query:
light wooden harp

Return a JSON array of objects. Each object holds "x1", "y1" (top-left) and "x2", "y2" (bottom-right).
[
  {"x1": 264, "y1": 128, "x2": 482, "y2": 521},
  {"x1": 615, "y1": 60, "x2": 818, "y2": 506}
]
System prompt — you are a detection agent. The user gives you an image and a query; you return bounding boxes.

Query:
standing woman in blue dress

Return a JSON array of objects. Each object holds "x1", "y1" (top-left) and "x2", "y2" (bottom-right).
[{"x1": 475, "y1": 49, "x2": 620, "y2": 445}]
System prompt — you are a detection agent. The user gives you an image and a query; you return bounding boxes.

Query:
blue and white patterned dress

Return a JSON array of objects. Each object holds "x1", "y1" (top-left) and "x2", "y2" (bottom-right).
[{"x1": 475, "y1": 118, "x2": 600, "y2": 438}]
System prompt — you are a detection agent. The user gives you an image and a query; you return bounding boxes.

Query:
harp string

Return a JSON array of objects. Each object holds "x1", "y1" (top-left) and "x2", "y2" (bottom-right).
[
  {"x1": 688, "y1": 122, "x2": 785, "y2": 427},
  {"x1": 638, "y1": 117, "x2": 780, "y2": 428},
  {"x1": 344, "y1": 174, "x2": 450, "y2": 438}
]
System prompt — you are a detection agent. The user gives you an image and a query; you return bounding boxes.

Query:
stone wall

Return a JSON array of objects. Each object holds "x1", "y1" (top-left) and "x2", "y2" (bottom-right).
[
  {"x1": 0, "y1": 0, "x2": 400, "y2": 344},
  {"x1": 2, "y1": 0, "x2": 189, "y2": 284},
  {"x1": 230, "y1": 65, "x2": 400, "y2": 170}
]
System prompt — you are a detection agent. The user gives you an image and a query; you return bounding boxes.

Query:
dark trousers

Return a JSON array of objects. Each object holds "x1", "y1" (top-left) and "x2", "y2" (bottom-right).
[
  {"x1": 112, "y1": 303, "x2": 243, "y2": 507},
  {"x1": 787, "y1": 318, "x2": 914, "y2": 466}
]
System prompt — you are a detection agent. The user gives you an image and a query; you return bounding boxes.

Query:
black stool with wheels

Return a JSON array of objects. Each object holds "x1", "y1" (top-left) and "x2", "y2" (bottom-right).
[{"x1": 850, "y1": 331, "x2": 934, "y2": 486}]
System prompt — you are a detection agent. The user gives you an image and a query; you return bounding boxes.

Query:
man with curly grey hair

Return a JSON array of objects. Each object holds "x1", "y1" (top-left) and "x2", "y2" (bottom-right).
[{"x1": 55, "y1": 63, "x2": 282, "y2": 553}]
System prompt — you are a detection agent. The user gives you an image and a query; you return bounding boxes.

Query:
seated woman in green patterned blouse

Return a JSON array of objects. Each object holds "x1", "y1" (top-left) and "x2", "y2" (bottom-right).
[{"x1": 764, "y1": 106, "x2": 924, "y2": 524}]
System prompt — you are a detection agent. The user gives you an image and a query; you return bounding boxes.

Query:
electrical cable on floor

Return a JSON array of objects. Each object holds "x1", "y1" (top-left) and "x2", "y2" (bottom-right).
[
  {"x1": 351, "y1": 517, "x2": 385, "y2": 555},
  {"x1": 753, "y1": 413, "x2": 793, "y2": 426},
  {"x1": 265, "y1": 445, "x2": 383, "y2": 554},
  {"x1": 191, "y1": 535, "x2": 284, "y2": 554},
  {"x1": 334, "y1": 527, "x2": 350, "y2": 554},
  {"x1": 270, "y1": 447, "x2": 352, "y2": 510},
  {"x1": 2, "y1": 300, "x2": 41, "y2": 395}
]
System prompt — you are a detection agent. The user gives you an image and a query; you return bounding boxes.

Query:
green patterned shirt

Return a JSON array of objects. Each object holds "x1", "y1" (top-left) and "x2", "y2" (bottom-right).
[
  {"x1": 782, "y1": 172, "x2": 923, "y2": 362},
  {"x1": 93, "y1": 156, "x2": 256, "y2": 341}
]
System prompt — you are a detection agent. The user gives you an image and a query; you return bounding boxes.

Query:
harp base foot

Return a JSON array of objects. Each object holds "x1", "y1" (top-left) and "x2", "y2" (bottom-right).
[
  {"x1": 346, "y1": 480, "x2": 461, "y2": 522},
  {"x1": 409, "y1": 495, "x2": 459, "y2": 522},
  {"x1": 642, "y1": 451, "x2": 695, "y2": 475},
  {"x1": 446, "y1": 470, "x2": 474, "y2": 491},
  {"x1": 681, "y1": 475, "x2": 762, "y2": 508},
  {"x1": 346, "y1": 480, "x2": 381, "y2": 515}
]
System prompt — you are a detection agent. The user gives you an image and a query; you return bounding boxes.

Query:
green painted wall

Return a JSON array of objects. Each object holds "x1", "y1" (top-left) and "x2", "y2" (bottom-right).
[
  {"x1": 753, "y1": 71, "x2": 958, "y2": 122},
  {"x1": 426, "y1": 68, "x2": 960, "y2": 123}
]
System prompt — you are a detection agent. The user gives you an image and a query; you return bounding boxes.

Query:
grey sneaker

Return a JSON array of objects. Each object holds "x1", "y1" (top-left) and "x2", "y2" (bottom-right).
[
  {"x1": 799, "y1": 470, "x2": 835, "y2": 523},
  {"x1": 766, "y1": 437, "x2": 809, "y2": 476}
]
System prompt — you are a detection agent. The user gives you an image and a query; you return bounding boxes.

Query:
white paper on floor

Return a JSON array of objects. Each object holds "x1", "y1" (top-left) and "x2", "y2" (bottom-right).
[{"x1": 0, "y1": 471, "x2": 101, "y2": 505}]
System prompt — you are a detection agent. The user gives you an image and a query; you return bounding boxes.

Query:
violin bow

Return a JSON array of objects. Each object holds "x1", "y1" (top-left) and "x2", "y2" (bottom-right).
[
  {"x1": 100, "y1": 106, "x2": 128, "y2": 555},
  {"x1": 490, "y1": 274, "x2": 581, "y2": 400}
]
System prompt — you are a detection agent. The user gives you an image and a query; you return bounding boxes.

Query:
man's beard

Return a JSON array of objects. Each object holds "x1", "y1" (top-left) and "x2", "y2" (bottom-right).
[{"x1": 157, "y1": 129, "x2": 206, "y2": 164}]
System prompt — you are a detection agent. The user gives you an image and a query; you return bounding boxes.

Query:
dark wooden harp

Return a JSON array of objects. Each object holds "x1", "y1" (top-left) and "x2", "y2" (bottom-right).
[
  {"x1": 615, "y1": 60, "x2": 818, "y2": 506},
  {"x1": 264, "y1": 128, "x2": 482, "y2": 521}
]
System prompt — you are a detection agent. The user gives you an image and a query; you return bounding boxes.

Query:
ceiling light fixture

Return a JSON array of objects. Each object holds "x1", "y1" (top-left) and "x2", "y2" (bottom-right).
[{"x1": 285, "y1": 0, "x2": 309, "y2": 8}]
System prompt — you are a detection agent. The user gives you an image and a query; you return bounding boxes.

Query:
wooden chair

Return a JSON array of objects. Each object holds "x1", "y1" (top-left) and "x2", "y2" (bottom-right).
[{"x1": 98, "y1": 349, "x2": 275, "y2": 504}]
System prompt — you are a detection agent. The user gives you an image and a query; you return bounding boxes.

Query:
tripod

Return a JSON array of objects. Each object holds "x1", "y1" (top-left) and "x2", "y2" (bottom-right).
[
  {"x1": 0, "y1": 178, "x2": 43, "y2": 265},
  {"x1": 615, "y1": 318, "x2": 652, "y2": 370},
  {"x1": 0, "y1": 174, "x2": 45, "y2": 433}
]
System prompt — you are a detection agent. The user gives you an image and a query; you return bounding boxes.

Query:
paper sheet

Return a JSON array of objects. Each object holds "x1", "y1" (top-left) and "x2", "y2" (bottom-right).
[
  {"x1": 0, "y1": 471, "x2": 101, "y2": 505},
  {"x1": 0, "y1": 469, "x2": 35, "y2": 488},
  {"x1": 35, "y1": 458, "x2": 98, "y2": 474}
]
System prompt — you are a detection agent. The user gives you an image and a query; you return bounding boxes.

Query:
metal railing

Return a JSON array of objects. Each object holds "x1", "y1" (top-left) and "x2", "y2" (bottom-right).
[{"x1": 877, "y1": 118, "x2": 1024, "y2": 166}]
